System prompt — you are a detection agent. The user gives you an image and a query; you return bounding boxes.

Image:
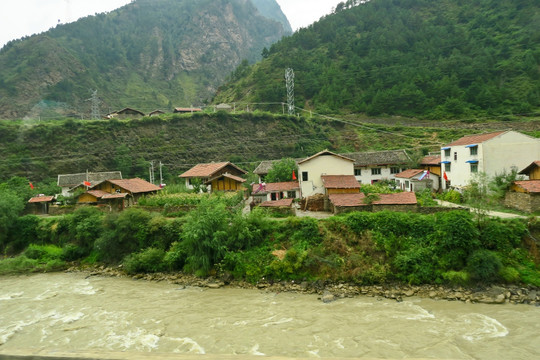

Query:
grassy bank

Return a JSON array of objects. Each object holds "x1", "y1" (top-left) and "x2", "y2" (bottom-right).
[{"x1": 1, "y1": 195, "x2": 539, "y2": 288}]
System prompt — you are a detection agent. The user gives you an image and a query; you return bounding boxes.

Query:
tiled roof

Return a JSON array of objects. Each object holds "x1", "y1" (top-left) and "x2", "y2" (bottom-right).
[
  {"x1": 86, "y1": 190, "x2": 109, "y2": 199},
  {"x1": 205, "y1": 173, "x2": 246, "y2": 184},
  {"x1": 329, "y1": 192, "x2": 417, "y2": 207},
  {"x1": 180, "y1": 162, "x2": 247, "y2": 178},
  {"x1": 102, "y1": 193, "x2": 129, "y2": 199},
  {"x1": 444, "y1": 131, "x2": 507, "y2": 147},
  {"x1": 395, "y1": 169, "x2": 425, "y2": 179},
  {"x1": 514, "y1": 180, "x2": 540, "y2": 193},
  {"x1": 108, "y1": 178, "x2": 161, "y2": 194},
  {"x1": 252, "y1": 181, "x2": 300, "y2": 194},
  {"x1": 260, "y1": 198, "x2": 294, "y2": 207},
  {"x1": 174, "y1": 107, "x2": 202, "y2": 112},
  {"x1": 253, "y1": 159, "x2": 302, "y2": 175},
  {"x1": 343, "y1": 150, "x2": 411, "y2": 167},
  {"x1": 519, "y1": 161, "x2": 540, "y2": 175},
  {"x1": 298, "y1": 150, "x2": 355, "y2": 165},
  {"x1": 321, "y1": 175, "x2": 361, "y2": 189},
  {"x1": 28, "y1": 195, "x2": 55, "y2": 203},
  {"x1": 421, "y1": 155, "x2": 441, "y2": 166},
  {"x1": 58, "y1": 171, "x2": 122, "y2": 187}
]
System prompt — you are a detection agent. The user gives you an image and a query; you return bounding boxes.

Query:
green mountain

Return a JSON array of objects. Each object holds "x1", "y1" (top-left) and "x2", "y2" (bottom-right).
[
  {"x1": 214, "y1": 0, "x2": 540, "y2": 119},
  {"x1": 0, "y1": 0, "x2": 291, "y2": 119}
]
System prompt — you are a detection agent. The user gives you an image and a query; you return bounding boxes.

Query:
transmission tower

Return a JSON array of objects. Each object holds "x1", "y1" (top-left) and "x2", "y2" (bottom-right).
[
  {"x1": 285, "y1": 68, "x2": 295, "y2": 116},
  {"x1": 89, "y1": 89, "x2": 101, "y2": 120}
]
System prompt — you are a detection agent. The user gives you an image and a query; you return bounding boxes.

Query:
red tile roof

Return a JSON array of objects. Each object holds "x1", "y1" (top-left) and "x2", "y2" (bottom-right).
[
  {"x1": 260, "y1": 198, "x2": 294, "y2": 207},
  {"x1": 514, "y1": 180, "x2": 540, "y2": 193},
  {"x1": 421, "y1": 155, "x2": 441, "y2": 166},
  {"x1": 444, "y1": 131, "x2": 507, "y2": 147},
  {"x1": 28, "y1": 195, "x2": 55, "y2": 203},
  {"x1": 87, "y1": 190, "x2": 109, "y2": 199},
  {"x1": 519, "y1": 161, "x2": 540, "y2": 175},
  {"x1": 321, "y1": 175, "x2": 361, "y2": 189},
  {"x1": 180, "y1": 162, "x2": 247, "y2": 178},
  {"x1": 108, "y1": 178, "x2": 161, "y2": 194},
  {"x1": 252, "y1": 181, "x2": 300, "y2": 193},
  {"x1": 329, "y1": 192, "x2": 417, "y2": 207},
  {"x1": 298, "y1": 149, "x2": 355, "y2": 164},
  {"x1": 395, "y1": 169, "x2": 424, "y2": 179}
]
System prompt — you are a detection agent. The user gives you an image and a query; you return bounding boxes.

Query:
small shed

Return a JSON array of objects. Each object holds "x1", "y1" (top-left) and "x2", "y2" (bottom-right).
[
  {"x1": 321, "y1": 175, "x2": 361, "y2": 195},
  {"x1": 251, "y1": 181, "x2": 300, "y2": 203},
  {"x1": 505, "y1": 180, "x2": 540, "y2": 213},
  {"x1": 27, "y1": 195, "x2": 55, "y2": 215}
]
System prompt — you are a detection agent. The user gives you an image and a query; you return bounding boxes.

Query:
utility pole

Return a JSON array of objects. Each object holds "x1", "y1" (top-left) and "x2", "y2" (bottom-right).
[
  {"x1": 149, "y1": 161, "x2": 155, "y2": 184},
  {"x1": 159, "y1": 161, "x2": 163, "y2": 187},
  {"x1": 285, "y1": 68, "x2": 295, "y2": 116}
]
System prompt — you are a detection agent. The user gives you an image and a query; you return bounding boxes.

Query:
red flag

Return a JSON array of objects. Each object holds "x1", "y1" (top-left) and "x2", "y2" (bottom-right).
[
  {"x1": 84, "y1": 181, "x2": 91, "y2": 187},
  {"x1": 443, "y1": 172, "x2": 448, "y2": 181},
  {"x1": 29, "y1": 182, "x2": 34, "y2": 190},
  {"x1": 292, "y1": 170, "x2": 297, "y2": 180}
]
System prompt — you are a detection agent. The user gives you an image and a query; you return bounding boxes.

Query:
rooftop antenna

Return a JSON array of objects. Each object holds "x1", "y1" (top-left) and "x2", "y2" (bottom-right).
[{"x1": 285, "y1": 68, "x2": 295, "y2": 116}]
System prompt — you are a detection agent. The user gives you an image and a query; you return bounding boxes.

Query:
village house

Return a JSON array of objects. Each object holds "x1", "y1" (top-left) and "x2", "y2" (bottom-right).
[
  {"x1": 321, "y1": 175, "x2": 361, "y2": 195},
  {"x1": 420, "y1": 154, "x2": 442, "y2": 190},
  {"x1": 57, "y1": 171, "x2": 122, "y2": 197},
  {"x1": 251, "y1": 181, "x2": 300, "y2": 203},
  {"x1": 343, "y1": 150, "x2": 411, "y2": 184},
  {"x1": 105, "y1": 108, "x2": 145, "y2": 119},
  {"x1": 505, "y1": 161, "x2": 540, "y2": 213},
  {"x1": 440, "y1": 130, "x2": 540, "y2": 190},
  {"x1": 78, "y1": 178, "x2": 161, "y2": 210},
  {"x1": 27, "y1": 195, "x2": 55, "y2": 215},
  {"x1": 298, "y1": 150, "x2": 356, "y2": 198},
  {"x1": 174, "y1": 107, "x2": 202, "y2": 114},
  {"x1": 394, "y1": 169, "x2": 439, "y2": 192},
  {"x1": 179, "y1": 162, "x2": 247, "y2": 192}
]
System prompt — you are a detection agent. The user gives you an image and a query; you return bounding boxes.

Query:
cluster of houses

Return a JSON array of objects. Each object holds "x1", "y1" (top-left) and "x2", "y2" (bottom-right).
[{"x1": 28, "y1": 130, "x2": 540, "y2": 215}]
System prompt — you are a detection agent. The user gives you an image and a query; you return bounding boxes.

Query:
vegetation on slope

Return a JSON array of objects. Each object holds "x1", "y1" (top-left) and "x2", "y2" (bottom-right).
[{"x1": 215, "y1": 0, "x2": 540, "y2": 119}]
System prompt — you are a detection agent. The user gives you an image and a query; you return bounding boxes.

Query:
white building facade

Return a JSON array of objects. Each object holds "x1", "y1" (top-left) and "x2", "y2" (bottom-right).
[
  {"x1": 298, "y1": 150, "x2": 355, "y2": 198},
  {"x1": 441, "y1": 131, "x2": 540, "y2": 190}
]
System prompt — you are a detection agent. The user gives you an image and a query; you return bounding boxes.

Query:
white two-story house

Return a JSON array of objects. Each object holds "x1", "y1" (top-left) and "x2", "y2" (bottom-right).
[
  {"x1": 298, "y1": 150, "x2": 356, "y2": 198},
  {"x1": 440, "y1": 131, "x2": 540, "y2": 190}
]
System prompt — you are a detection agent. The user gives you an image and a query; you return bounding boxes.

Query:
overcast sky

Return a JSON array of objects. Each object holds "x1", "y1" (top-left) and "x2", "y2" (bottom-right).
[{"x1": 0, "y1": 0, "x2": 344, "y2": 49}]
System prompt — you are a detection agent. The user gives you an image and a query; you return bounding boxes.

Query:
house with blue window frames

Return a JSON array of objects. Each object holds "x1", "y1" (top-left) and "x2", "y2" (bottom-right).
[{"x1": 440, "y1": 131, "x2": 540, "y2": 190}]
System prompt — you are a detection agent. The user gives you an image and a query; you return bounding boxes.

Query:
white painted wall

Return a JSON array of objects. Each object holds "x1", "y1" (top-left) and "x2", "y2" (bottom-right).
[
  {"x1": 298, "y1": 154, "x2": 354, "y2": 197},
  {"x1": 441, "y1": 131, "x2": 540, "y2": 189},
  {"x1": 354, "y1": 166, "x2": 407, "y2": 184}
]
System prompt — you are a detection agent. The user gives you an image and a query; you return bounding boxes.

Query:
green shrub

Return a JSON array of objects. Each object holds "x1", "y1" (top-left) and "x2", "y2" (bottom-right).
[
  {"x1": 164, "y1": 241, "x2": 189, "y2": 271},
  {"x1": 0, "y1": 256, "x2": 38, "y2": 275},
  {"x1": 416, "y1": 189, "x2": 437, "y2": 206},
  {"x1": 437, "y1": 189, "x2": 462, "y2": 203},
  {"x1": 220, "y1": 246, "x2": 273, "y2": 283},
  {"x1": 267, "y1": 245, "x2": 309, "y2": 280},
  {"x1": 467, "y1": 250, "x2": 503, "y2": 283},
  {"x1": 442, "y1": 270, "x2": 470, "y2": 286},
  {"x1": 499, "y1": 266, "x2": 520, "y2": 283},
  {"x1": 61, "y1": 244, "x2": 87, "y2": 261},
  {"x1": 8, "y1": 215, "x2": 40, "y2": 253},
  {"x1": 479, "y1": 218, "x2": 526, "y2": 252},
  {"x1": 123, "y1": 248, "x2": 167, "y2": 274},
  {"x1": 24, "y1": 244, "x2": 63, "y2": 261},
  {"x1": 393, "y1": 245, "x2": 439, "y2": 284}
]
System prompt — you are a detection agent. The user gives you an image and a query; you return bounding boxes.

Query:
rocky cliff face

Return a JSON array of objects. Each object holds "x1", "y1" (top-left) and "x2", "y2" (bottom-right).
[{"x1": 0, "y1": 0, "x2": 292, "y2": 119}]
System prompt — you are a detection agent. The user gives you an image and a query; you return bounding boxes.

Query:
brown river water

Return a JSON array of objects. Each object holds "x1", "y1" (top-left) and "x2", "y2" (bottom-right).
[{"x1": 0, "y1": 273, "x2": 539, "y2": 359}]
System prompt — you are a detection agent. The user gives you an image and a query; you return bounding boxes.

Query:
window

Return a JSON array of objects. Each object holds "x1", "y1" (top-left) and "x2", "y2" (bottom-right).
[
  {"x1": 302, "y1": 171, "x2": 308, "y2": 181},
  {"x1": 271, "y1": 192, "x2": 277, "y2": 201},
  {"x1": 354, "y1": 168, "x2": 362, "y2": 176},
  {"x1": 470, "y1": 164, "x2": 478, "y2": 173},
  {"x1": 390, "y1": 167, "x2": 400, "y2": 174},
  {"x1": 445, "y1": 163, "x2": 451, "y2": 172},
  {"x1": 444, "y1": 149, "x2": 451, "y2": 157},
  {"x1": 454, "y1": 152, "x2": 458, "y2": 161},
  {"x1": 287, "y1": 191, "x2": 296, "y2": 199},
  {"x1": 470, "y1": 146, "x2": 478, "y2": 156},
  {"x1": 371, "y1": 168, "x2": 381, "y2": 175}
]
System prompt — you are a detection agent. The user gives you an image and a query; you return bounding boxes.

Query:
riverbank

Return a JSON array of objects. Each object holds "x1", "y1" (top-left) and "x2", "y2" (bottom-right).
[{"x1": 72, "y1": 265, "x2": 540, "y2": 306}]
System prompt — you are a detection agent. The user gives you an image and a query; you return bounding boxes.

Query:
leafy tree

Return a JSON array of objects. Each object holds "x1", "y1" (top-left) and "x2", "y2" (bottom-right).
[
  {"x1": 265, "y1": 158, "x2": 298, "y2": 183},
  {"x1": 0, "y1": 190, "x2": 25, "y2": 252}
]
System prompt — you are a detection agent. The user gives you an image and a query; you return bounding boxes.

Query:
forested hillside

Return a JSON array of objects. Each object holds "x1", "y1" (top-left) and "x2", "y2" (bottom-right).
[
  {"x1": 0, "y1": 0, "x2": 291, "y2": 119},
  {"x1": 215, "y1": 0, "x2": 540, "y2": 119}
]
